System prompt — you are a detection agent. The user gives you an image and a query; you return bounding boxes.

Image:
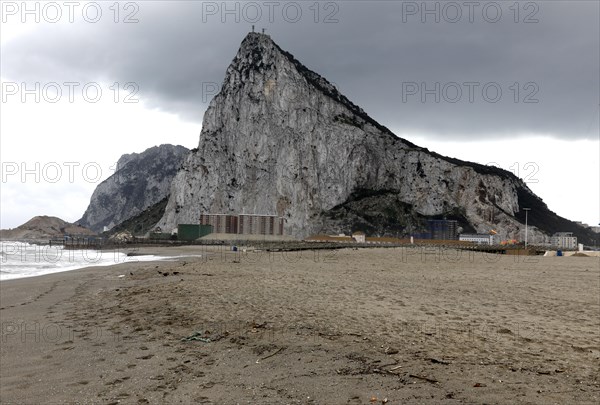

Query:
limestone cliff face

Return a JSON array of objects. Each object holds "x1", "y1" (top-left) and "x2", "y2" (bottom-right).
[
  {"x1": 78, "y1": 144, "x2": 189, "y2": 232},
  {"x1": 159, "y1": 33, "x2": 589, "y2": 243}
]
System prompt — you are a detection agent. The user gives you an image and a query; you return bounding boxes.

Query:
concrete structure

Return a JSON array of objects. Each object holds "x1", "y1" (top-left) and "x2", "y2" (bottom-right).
[
  {"x1": 199, "y1": 214, "x2": 238, "y2": 234},
  {"x1": 459, "y1": 233, "x2": 494, "y2": 245},
  {"x1": 352, "y1": 231, "x2": 366, "y2": 243},
  {"x1": 428, "y1": 219, "x2": 458, "y2": 240},
  {"x1": 238, "y1": 214, "x2": 285, "y2": 236},
  {"x1": 200, "y1": 213, "x2": 285, "y2": 236},
  {"x1": 550, "y1": 232, "x2": 577, "y2": 249}
]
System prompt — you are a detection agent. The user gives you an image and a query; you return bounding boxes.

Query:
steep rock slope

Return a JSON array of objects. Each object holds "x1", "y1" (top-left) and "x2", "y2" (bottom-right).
[
  {"x1": 159, "y1": 33, "x2": 596, "y2": 244},
  {"x1": 78, "y1": 144, "x2": 189, "y2": 232}
]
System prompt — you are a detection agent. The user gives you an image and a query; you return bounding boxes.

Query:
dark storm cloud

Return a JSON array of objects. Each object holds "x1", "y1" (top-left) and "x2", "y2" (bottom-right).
[{"x1": 3, "y1": 0, "x2": 598, "y2": 140}]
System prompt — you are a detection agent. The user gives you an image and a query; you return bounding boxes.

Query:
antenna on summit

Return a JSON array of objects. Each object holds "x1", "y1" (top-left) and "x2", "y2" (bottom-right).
[
  {"x1": 252, "y1": 25, "x2": 255, "y2": 32},
  {"x1": 262, "y1": 28, "x2": 265, "y2": 34}
]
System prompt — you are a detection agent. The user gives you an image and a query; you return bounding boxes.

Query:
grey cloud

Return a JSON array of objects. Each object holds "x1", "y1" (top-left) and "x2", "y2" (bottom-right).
[{"x1": 3, "y1": 1, "x2": 598, "y2": 140}]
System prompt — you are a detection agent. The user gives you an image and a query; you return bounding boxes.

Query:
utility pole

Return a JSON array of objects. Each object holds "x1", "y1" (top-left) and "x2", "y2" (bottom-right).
[{"x1": 523, "y1": 208, "x2": 531, "y2": 248}]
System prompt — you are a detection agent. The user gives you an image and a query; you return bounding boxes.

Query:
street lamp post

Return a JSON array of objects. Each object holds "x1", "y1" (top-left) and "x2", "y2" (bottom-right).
[{"x1": 523, "y1": 208, "x2": 531, "y2": 248}]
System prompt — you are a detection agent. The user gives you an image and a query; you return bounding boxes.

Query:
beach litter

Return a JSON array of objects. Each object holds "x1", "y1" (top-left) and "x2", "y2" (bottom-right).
[
  {"x1": 181, "y1": 331, "x2": 212, "y2": 343},
  {"x1": 409, "y1": 374, "x2": 439, "y2": 384},
  {"x1": 181, "y1": 330, "x2": 225, "y2": 343},
  {"x1": 430, "y1": 357, "x2": 451, "y2": 365},
  {"x1": 383, "y1": 346, "x2": 399, "y2": 355},
  {"x1": 255, "y1": 346, "x2": 284, "y2": 363}
]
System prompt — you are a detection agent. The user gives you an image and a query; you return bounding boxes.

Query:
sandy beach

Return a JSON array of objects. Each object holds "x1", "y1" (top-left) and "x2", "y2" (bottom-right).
[{"x1": 1, "y1": 245, "x2": 598, "y2": 404}]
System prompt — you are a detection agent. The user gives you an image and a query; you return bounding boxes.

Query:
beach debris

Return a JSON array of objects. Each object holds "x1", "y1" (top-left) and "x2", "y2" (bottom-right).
[
  {"x1": 256, "y1": 347, "x2": 284, "y2": 363},
  {"x1": 430, "y1": 357, "x2": 450, "y2": 365},
  {"x1": 378, "y1": 360, "x2": 399, "y2": 368},
  {"x1": 158, "y1": 271, "x2": 180, "y2": 277},
  {"x1": 473, "y1": 382, "x2": 487, "y2": 387},
  {"x1": 384, "y1": 347, "x2": 399, "y2": 355},
  {"x1": 181, "y1": 330, "x2": 224, "y2": 343},
  {"x1": 184, "y1": 334, "x2": 212, "y2": 343},
  {"x1": 409, "y1": 374, "x2": 439, "y2": 384},
  {"x1": 251, "y1": 321, "x2": 268, "y2": 330},
  {"x1": 389, "y1": 365, "x2": 403, "y2": 371},
  {"x1": 118, "y1": 275, "x2": 125, "y2": 278}
]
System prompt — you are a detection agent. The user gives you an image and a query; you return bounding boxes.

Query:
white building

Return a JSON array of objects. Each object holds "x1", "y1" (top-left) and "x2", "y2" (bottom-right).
[
  {"x1": 352, "y1": 231, "x2": 366, "y2": 243},
  {"x1": 459, "y1": 233, "x2": 494, "y2": 245},
  {"x1": 550, "y1": 232, "x2": 577, "y2": 249}
]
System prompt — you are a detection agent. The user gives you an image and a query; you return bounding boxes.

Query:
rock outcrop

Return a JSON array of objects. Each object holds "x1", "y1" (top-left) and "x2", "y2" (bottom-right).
[
  {"x1": 78, "y1": 144, "x2": 189, "y2": 233},
  {"x1": 158, "y1": 33, "x2": 597, "y2": 245},
  {"x1": 103, "y1": 197, "x2": 170, "y2": 237}
]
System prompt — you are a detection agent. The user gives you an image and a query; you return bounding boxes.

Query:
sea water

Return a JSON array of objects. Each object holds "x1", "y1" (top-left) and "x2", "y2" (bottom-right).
[{"x1": 0, "y1": 241, "x2": 164, "y2": 280}]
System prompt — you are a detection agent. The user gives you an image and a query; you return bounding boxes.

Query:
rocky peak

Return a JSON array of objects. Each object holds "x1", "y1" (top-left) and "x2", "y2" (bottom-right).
[
  {"x1": 157, "y1": 33, "x2": 597, "y2": 245},
  {"x1": 78, "y1": 144, "x2": 189, "y2": 233}
]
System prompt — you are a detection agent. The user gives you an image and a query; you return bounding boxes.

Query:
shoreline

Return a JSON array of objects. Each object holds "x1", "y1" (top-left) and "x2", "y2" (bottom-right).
[{"x1": 0, "y1": 245, "x2": 213, "y2": 282}]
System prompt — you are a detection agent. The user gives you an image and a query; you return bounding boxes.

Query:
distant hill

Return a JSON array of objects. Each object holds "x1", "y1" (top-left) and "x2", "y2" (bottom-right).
[
  {"x1": 0, "y1": 216, "x2": 96, "y2": 241},
  {"x1": 77, "y1": 144, "x2": 189, "y2": 233}
]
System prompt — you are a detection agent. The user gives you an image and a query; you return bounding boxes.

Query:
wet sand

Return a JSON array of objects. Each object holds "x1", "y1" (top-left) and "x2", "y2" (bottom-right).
[{"x1": 1, "y1": 246, "x2": 599, "y2": 404}]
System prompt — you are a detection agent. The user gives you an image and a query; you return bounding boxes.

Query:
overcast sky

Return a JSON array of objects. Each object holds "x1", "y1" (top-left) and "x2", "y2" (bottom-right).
[{"x1": 1, "y1": 0, "x2": 599, "y2": 229}]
